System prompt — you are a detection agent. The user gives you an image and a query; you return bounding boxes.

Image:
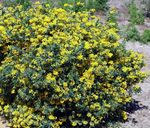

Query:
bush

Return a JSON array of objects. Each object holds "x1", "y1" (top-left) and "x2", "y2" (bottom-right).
[
  {"x1": 3, "y1": 0, "x2": 31, "y2": 9},
  {"x1": 140, "y1": 29, "x2": 150, "y2": 44},
  {"x1": 126, "y1": 26, "x2": 141, "y2": 41},
  {"x1": 37, "y1": 0, "x2": 108, "y2": 11},
  {"x1": 95, "y1": 0, "x2": 108, "y2": 11},
  {"x1": 0, "y1": 2, "x2": 146, "y2": 128},
  {"x1": 106, "y1": 7, "x2": 118, "y2": 28},
  {"x1": 128, "y1": 0, "x2": 144, "y2": 25}
]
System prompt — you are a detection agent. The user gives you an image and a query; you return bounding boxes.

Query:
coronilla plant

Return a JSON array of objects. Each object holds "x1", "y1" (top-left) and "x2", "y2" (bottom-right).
[{"x1": 0, "y1": 2, "x2": 146, "y2": 128}]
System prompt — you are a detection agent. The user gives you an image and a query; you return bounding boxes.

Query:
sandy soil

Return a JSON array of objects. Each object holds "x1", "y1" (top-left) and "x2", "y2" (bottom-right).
[{"x1": 0, "y1": 116, "x2": 8, "y2": 128}]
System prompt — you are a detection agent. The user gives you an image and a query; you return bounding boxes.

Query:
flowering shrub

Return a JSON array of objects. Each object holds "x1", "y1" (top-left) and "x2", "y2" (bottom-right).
[
  {"x1": 0, "y1": 2, "x2": 146, "y2": 128},
  {"x1": 140, "y1": 29, "x2": 150, "y2": 44},
  {"x1": 2, "y1": 0, "x2": 31, "y2": 10},
  {"x1": 63, "y1": 1, "x2": 85, "y2": 12},
  {"x1": 43, "y1": 0, "x2": 108, "y2": 11}
]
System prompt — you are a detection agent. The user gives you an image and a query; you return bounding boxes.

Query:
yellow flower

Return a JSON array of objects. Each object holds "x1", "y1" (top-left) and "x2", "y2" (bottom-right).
[
  {"x1": 72, "y1": 121, "x2": 77, "y2": 126},
  {"x1": 90, "y1": 9, "x2": 96, "y2": 12},
  {"x1": 125, "y1": 97, "x2": 132, "y2": 102},
  {"x1": 84, "y1": 42, "x2": 90, "y2": 50},
  {"x1": 0, "y1": 26, "x2": 5, "y2": 31},
  {"x1": 64, "y1": 4, "x2": 69, "y2": 7},
  {"x1": 4, "y1": 105, "x2": 10, "y2": 113},
  {"x1": 122, "y1": 111, "x2": 128, "y2": 120},
  {"x1": 91, "y1": 61, "x2": 98, "y2": 66},
  {"x1": 107, "y1": 52, "x2": 113, "y2": 58},
  {"x1": 110, "y1": 7, "x2": 117, "y2": 14},
  {"x1": 77, "y1": 2, "x2": 84, "y2": 6},
  {"x1": 104, "y1": 103, "x2": 111, "y2": 108},
  {"x1": 82, "y1": 120, "x2": 88, "y2": 125},
  {"x1": 77, "y1": 54, "x2": 83, "y2": 60},
  {"x1": 11, "y1": 89, "x2": 15, "y2": 94},
  {"x1": 13, "y1": 117, "x2": 18, "y2": 122},
  {"x1": 87, "y1": 112, "x2": 92, "y2": 117},
  {"x1": 52, "y1": 71, "x2": 58, "y2": 76},
  {"x1": 63, "y1": 82, "x2": 68, "y2": 87},
  {"x1": 46, "y1": 73, "x2": 52, "y2": 80},
  {"x1": 0, "y1": 98, "x2": 4, "y2": 105},
  {"x1": 15, "y1": 64, "x2": 26, "y2": 73},
  {"x1": 37, "y1": 35, "x2": 43, "y2": 40},
  {"x1": 11, "y1": 70, "x2": 18, "y2": 75},
  {"x1": 82, "y1": 18, "x2": 88, "y2": 22},
  {"x1": 0, "y1": 88, "x2": 2, "y2": 94},
  {"x1": 35, "y1": 1, "x2": 40, "y2": 4},
  {"x1": 0, "y1": 106, "x2": 2, "y2": 112},
  {"x1": 48, "y1": 115, "x2": 55, "y2": 120},
  {"x1": 86, "y1": 22, "x2": 92, "y2": 26},
  {"x1": 122, "y1": 66, "x2": 128, "y2": 72},
  {"x1": 55, "y1": 86, "x2": 61, "y2": 92}
]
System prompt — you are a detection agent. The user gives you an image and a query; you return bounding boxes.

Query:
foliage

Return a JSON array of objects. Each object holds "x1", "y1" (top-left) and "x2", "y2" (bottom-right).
[
  {"x1": 125, "y1": 26, "x2": 141, "y2": 41},
  {"x1": 95, "y1": 0, "x2": 108, "y2": 11},
  {"x1": 62, "y1": 1, "x2": 86, "y2": 12},
  {"x1": 53, "y1": 0, "x2": 108, "y2": 11},
  {"x1": 38, "y1": 0, "x2": 108, "y2": 11},
  {"x1": 3, "y1": 0, "x2": 31, "y2": 9},
  {"x1": 0, "y1": 2, "x2": 146, "y2": 128},
  {"x1": 3, "y1": 0, "x2": 108, "y2": 11},
  {"x1": 140, "y1": 29, "x2": 150, "y2": 44},
  {"x1": 107, "y1": 7, "x2": 118, "y2": 28},
  {"x1": 107, "y1": 122, "x2": 122, "y2": 128},
  {"x1": 128, "y1": 0, "x2": 144, "y2": 25}
]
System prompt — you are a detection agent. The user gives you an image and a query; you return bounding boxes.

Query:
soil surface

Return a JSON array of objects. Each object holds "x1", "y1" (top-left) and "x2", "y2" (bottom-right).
[{"x1": 0, "y1": 116, "x2": 8, "y2": 128}]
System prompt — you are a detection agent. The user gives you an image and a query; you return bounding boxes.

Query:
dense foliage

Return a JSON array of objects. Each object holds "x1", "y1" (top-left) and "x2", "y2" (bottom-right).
[
  {"x1": 3, "y1": 0, "x2": 31, "y2": 9},
  {"x1": 125, "y1": 26, "x2": 140, "y2": 41},
  {"x1": 95, "y1": 0, "x2": 108, "y2": 10},
  {"x1": 141, "y1": 29, "x2": 150, "y2": 44},
  {"x1": 3, "y1": 0, "x2": 108, "y2": 11},
  {"x1": 0, "y1": 2, "x2": 146, "y2": 128}
]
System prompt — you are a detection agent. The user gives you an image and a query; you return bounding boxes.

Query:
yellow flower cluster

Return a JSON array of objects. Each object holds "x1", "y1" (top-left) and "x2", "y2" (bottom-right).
[
  {"x1": 2, "y1": 105, "x2": 43, "y2": 128},
  {"x1": 0, "y1": 2, "x2": 146, "y2": 128}
]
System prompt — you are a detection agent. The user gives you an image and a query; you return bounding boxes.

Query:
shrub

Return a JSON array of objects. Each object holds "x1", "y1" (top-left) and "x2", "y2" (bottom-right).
[
  {"x1": 3, "y1": 0, "x2": 31, "y2": 9},
  {"x1": 62, "y1": 1, "x2": 85, "y2": 12},
  {"x1": 37, "y1": 0, "x2": 108, "y2": 11},
  {"x1": 76, "y1": 0, "x2": 108, "y2": 11},
  {"x1": 126, "y1": 26, "x2": 141, "y2": 41},
  {"x1": 0, "y1": 2, "x2": 146, "y2": 128},
  {"x1": 140, "y1": 29, "x2": 150, "y2": 44},
  {"x1": 106, "y1": 7, "x2": 118, "y2": 28},
  {"x1": 128, "y1": 0, "x2": 144, "y2": 25},
  {"x1": 95, "y1": 0, "x2": 108, "y2": 11}
]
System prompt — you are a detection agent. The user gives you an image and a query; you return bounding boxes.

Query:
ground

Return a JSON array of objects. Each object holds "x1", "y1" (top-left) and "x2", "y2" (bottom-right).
[{"x1": 0, "y1": 0, "x2": 150, "y2": 128}]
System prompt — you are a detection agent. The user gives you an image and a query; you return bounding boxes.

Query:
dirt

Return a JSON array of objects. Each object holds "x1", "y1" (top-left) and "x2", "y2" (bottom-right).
[{"x1": 0, "y1": 116, "x2": 8, "y2": 128}]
